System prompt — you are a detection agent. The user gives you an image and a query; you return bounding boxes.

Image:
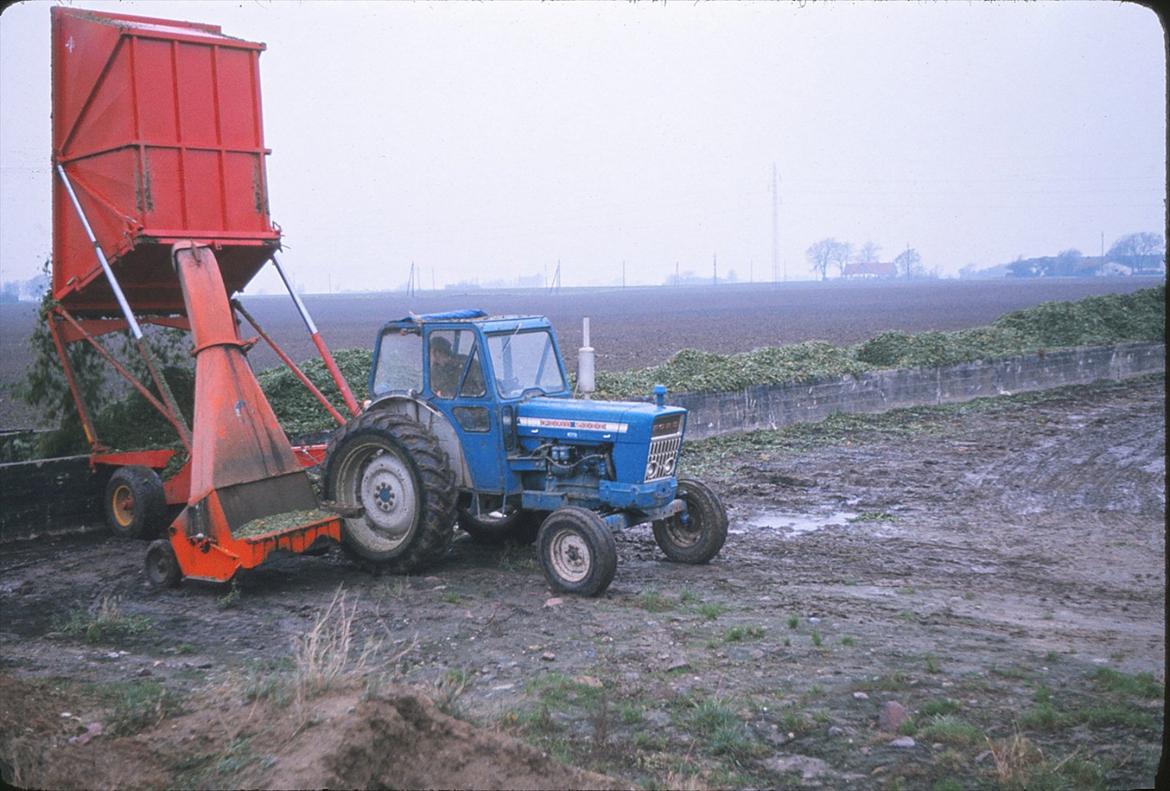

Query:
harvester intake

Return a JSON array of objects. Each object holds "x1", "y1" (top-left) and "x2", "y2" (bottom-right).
[{"x1": 171, "y1": 242, "x2": 318, "y2": 538}]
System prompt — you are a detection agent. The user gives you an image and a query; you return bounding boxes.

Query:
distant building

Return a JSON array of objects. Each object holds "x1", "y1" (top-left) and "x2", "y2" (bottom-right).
[
  {"x1": 843, "y1": 261, "x2": 897, "y2": 279},
  {"x1": 1097, "y1": 261, "x2": 1133, "y2": 277}
]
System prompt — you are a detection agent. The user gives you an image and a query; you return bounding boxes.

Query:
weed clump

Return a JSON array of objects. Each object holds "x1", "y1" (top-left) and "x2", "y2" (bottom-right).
[{"x1": 54, "y1": 595, "x2": 152, "y2": 643}]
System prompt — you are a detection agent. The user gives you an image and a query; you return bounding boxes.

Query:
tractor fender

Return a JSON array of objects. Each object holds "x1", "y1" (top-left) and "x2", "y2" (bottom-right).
[{"x1": 363, "y1": 395, "x2": 472, "y2": 488}]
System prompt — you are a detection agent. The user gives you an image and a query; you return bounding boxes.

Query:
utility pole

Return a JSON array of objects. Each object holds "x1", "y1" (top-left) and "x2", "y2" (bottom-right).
[
  {"x1": 548, "y1": 260, "x2": 561, "y2": 294},
  {"x1": 675, "y1": 261, "x2": 680, "y2": 286},
  {"x1": 771, "y1": 163, "x2": 780, "y2": 283}
]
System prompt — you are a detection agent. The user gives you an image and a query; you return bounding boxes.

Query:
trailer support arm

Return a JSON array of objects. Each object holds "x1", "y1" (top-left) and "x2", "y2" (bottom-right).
[
  {"x1": 232, "y1": 299, "x2": 348, "y2": 428},
  {"x1": 55, "y1": 164, "x2": 193, "y2": 448},
  {"x1": 270, "y1": 254, "x2": 361, "y2": 417}
]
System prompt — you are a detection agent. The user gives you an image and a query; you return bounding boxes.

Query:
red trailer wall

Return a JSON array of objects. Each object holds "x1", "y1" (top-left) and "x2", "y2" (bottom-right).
[{"x1": 51, "y1": 8, "x2": 280, "y2": 317}]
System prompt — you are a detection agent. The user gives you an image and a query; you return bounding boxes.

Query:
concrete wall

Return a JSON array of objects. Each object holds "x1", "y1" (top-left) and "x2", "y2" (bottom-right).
[
  {"x1": 675, "y1": 341, "x2": 1164, "y2": 440},
  {"x1": 0, "y1": 341, "x2": 1163, "y2": 541},
  {"x1": 0, "y1": 455, "x2": 106, "y2": 543}
]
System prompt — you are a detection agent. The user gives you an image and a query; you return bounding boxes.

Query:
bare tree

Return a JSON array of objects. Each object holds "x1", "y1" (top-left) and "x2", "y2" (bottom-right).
[
  {"x1": 806, "y1": 238, "x2": 851, "y2": 281},
  {"x1": 893, "y1": 247, "x2": 922, "y2": 279},
  {"x1": 1108, "y1": 232, "x2": 1165, "y2": 269},
  {"x1": 855, "y1": 242, "x2": 881, "y2": 263}
]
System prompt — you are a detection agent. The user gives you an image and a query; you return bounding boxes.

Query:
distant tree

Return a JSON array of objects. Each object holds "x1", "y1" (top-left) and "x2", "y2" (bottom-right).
[
  {"x1": 831, "y1": 243, "x2": 853, "y2": 277},
  {"x1": 806, "y1": 238, "x2": 851, "y2": 281},
  {"x1": 893, "y1": 247, "x2": 923, "y2": 279},
  {"x1": 855, "y1": 242, "x2": 881, "y2": 263},
  {"x1": 1108, "y1": 232, "x2": 1165, "y2": 271}
]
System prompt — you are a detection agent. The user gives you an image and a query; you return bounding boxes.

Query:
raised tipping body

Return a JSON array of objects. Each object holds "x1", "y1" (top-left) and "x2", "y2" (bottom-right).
[{"x1": 52, "y1": 7, "x2": 279, "y2": 316}]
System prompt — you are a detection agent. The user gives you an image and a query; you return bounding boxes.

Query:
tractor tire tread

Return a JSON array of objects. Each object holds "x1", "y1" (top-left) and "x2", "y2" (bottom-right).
[
  {"x1": 323, "y1": 410, "x2": 457, "y2": 573},
  {"x1": 537, "y1": 506, "x2": 617, "y2": 597},
  {"x1": 652, "y1": 477, "x2": 728, "y2": 564}
]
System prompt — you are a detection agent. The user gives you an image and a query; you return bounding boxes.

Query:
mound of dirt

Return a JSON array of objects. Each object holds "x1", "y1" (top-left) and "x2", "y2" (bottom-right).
[{"x1": 0, "y1": 674, "x2": 623, "y2": 790}]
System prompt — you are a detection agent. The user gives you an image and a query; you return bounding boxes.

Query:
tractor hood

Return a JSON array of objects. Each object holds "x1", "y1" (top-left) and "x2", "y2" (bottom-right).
[{"x1": 516, "y1": 397, "x2": 686, "y2": 445}]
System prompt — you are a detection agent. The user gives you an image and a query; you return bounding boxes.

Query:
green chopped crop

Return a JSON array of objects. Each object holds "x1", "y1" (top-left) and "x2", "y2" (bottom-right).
[
  {"x1": 232, "y1": 508, "x2": 335, "y2": 539},
  {"x1": 594, "y1": 286, "x2": 1164, "y2": 399}
]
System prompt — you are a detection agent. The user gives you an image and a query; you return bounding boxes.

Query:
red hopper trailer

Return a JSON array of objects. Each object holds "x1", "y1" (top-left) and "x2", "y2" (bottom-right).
[{"x1": 48, "y1": 7, "x2": 360, "y2": 585}]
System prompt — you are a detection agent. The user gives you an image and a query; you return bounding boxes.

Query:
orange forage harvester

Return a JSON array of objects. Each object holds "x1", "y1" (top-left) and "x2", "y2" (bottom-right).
[{"x1": 48, "y1": 7, "x2": 357, "y2": 585}]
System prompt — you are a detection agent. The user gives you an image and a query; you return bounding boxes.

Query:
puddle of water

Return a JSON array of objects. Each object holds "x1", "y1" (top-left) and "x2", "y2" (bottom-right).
[{"x1": 736, "y1": 511, "x2": 858, "y2": 536}]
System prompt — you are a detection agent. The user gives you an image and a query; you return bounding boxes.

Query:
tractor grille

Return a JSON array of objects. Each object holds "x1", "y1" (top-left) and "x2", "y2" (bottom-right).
[{"x1": 644, "y1": 433, "x2": 682, "y2": 482}]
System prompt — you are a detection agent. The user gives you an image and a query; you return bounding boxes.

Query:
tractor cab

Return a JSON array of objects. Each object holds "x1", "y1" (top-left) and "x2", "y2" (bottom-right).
[
  {"x1": 370, "y1": 309, "x2": 571, "y2": 404},
  {"x1": 368, "y1": 310, "x2": 572, "y2": 495}
]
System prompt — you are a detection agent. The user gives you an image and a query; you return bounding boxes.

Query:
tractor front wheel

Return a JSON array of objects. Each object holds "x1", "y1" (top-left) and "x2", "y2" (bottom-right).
[
  {"x1": 537, "y1": 507, "x2": 617, "y2": 597},
  {"x1": 652, "y1": 478, "x2": 728, "y2": 564},
  {"x1": 104, "y1": 466, "x2": 168, "y2": 540},
  {"x1": 323, "y1": 411, "x2": 456, "y2": 573}
]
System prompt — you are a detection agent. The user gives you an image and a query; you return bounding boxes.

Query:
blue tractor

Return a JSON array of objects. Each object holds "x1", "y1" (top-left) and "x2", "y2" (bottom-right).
[{"x1": 321, "y1": 310, "x2": 727, "y2": 596}]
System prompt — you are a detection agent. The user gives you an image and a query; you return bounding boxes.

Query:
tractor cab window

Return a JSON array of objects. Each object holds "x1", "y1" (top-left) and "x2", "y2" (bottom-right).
[
  {"x1": 428, "y1": 329, "x2": 486, "y2": 400},
  {"x1": 487, "y1": 330, "x2": 567, "y2": 398},
  {"x1": 373, "y1": 329, "x2": 422, "y2": 396}
]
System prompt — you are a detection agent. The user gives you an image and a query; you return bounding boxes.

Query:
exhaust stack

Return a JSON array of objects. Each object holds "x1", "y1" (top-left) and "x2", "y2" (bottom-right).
[{"x1": 577, "y1": 317, "x2": 595, "y2": 399}]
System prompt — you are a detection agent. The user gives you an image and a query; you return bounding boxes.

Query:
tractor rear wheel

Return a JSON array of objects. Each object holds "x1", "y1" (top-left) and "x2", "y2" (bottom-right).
[
  {"x1": 104, "y1": 466, "x2": 168, "y2": 540},
  {"x1": 537, "y1": 507, "x2": 617, "y2": 597},
  {"x1": 458, "y1": 507, "x2": 543, "y2": 545},
  {"x1": 323, "y1": 411, "x2": 456, "y2": 573},
  {"x1": 652, "y1": 478, "x2": 728, "y2": 564}
]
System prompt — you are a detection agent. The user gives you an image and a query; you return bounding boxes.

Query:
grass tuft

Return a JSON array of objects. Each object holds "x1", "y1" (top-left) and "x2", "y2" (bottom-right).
[
  {"x1": 292, "y1": 585, "x2": 380, "y2": 706},
  {"x1": 55, "y1": 595, "x2": 152, "y2": 643}
]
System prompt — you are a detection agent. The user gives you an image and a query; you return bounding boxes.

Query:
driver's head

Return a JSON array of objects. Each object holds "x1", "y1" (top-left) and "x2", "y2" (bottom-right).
[{"x1": 430, "y1": 335, "x2": 453, "y2": 361}]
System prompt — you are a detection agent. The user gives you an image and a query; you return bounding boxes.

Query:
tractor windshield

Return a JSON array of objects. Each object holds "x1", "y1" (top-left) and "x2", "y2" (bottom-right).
[
  {"x1": 372, "y1": 329, "x2": 422, "y2": 396},
  {"x1": 487, "y1": 330, "x2": 567, "y2": 398}
]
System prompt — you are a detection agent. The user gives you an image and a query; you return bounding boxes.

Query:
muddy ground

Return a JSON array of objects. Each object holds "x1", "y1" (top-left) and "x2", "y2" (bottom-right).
[{"x1": 0, "y1": 374, "x2": 1164, "y2": 789}]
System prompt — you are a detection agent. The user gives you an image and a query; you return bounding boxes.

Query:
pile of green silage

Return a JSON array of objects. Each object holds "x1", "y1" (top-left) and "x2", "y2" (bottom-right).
[
  {"x1": 255, "y1": 348, "x2": 371, "y2": 438},
  {"x1": 595, "y1": 285, "x2": 1164, "y2": 399}
]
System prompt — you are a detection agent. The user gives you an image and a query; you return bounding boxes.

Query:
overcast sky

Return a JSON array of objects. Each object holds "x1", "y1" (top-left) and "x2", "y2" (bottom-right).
[{"x1": 1, "y1": 0, "x2": 1165, "y2": 293}]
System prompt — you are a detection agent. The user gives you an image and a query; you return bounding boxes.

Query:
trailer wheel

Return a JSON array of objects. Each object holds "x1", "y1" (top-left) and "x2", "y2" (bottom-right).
[
  {"x1": 652, "y1": 478, "x2": 728, "y2": 564},
  {"x1": 458, "y1": 507, "x2": 543, "y2": 545},
  {"x1": 323, "y1": 411, "x2": 456, "y2": 573},
  {"x1": 104, "y1": 466, "x2": 168, "y2": 540},
  {"x1": 145, "y1": 539, "x2": 181, "y2": 588},
  {"x1": 537, "y1": 507, "x2": 617, "y2": 597}
]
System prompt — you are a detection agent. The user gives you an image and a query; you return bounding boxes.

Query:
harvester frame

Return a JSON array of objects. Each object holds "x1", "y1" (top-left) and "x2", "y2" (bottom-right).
[{"x1": 47, "y1": 7, "x2": 361, "y2": 585}]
